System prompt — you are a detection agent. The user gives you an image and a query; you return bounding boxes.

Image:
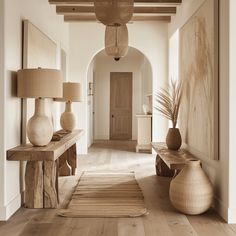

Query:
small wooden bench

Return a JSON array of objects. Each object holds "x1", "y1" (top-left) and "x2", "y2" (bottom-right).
[
  {"x1": 7, "y1": 129, "x2": 84, "y2": 209},
  {"x1": 152, "y1": 142, "x2": 198, "y2": 177}
]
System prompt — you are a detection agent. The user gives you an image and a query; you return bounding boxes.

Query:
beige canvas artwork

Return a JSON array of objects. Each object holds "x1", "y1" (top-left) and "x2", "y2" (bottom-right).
[
  {"x1": 22, "y1": 20, "x2": 57, "y2": 144},
  {"x1": 179, "y1": 0, "x2": 219, "y2": 160}
]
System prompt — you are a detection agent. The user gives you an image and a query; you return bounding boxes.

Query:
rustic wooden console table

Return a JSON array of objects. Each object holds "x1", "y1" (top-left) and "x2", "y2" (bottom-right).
[
  {"x1": 7, "y1": 129, "x2": 84, "y2": 209},
  {"x1": 152, "y1": 142, "x2": 198, "y2": 177}
]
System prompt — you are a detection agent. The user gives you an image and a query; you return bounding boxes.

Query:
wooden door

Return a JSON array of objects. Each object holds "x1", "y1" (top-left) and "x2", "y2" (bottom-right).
[{"x1": 110, "y1": 72, "x2": 132, "y2": 140}]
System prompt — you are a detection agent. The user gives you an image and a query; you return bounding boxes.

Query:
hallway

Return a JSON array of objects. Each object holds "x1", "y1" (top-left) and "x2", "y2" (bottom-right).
[{"x1": 0, "y1": 142, "x2": 236, "y2": 236}]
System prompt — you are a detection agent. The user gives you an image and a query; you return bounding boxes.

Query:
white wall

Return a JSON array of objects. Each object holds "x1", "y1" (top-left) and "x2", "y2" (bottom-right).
[
  {"x1": 93, "y1": 48, "x2": 151, "y2": 140},
  {"x1": 69, "y1": 21, "x2": 169, "y2": 152},
  {"x1": 168, "y1": 0, "x2": 230, "y2": 222},
  {"x1": 1, "y1": 0, "x2": 69, "y2": 220},
  {"x1": 87, "y1": 59, "x2": 94, "y2": 147},
  {"x1": 228, "y1": 0, "x2": 236, "y2": 223},
  {"x1": 141, "y1": 57, "x2": 152, "y2": 106},
  {"x1": 169, "y1": 0, "x2": 205, "y2": 36},
  {"x1": 169, "y1": 30, "x2": 179, "y2": 80},
  {"x1": 0, "y1": 0, "x2": 5, "y2": 213}
]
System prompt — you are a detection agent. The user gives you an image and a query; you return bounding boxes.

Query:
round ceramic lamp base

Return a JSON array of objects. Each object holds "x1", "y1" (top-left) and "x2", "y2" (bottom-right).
[
  {"x1": 27, "y1": 98, "x2": 53, "y2": 146},
  {"x1": 60, "y1": 101, "x2": 76, "y2": 132}
]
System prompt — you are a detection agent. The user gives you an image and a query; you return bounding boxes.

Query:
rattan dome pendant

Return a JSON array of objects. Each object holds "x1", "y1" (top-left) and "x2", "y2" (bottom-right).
[
  {"x1": 105, "y1": 24, "x2": 129, "y2": 60},
  {"x1": 94, "y1": 0, "x2": 134, "y2": 26}
]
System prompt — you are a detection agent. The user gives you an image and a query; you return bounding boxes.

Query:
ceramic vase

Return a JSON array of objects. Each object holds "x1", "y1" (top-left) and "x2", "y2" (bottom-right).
[
  {"x1": 169, "y1": 160, "x2": 214, "y2": 215},
  {"x1": 27, "y1": 98, "x2": 53, "y2": 146},
  {"x1": 166, "y1": 128, "x2": 182, "y2": 150},
  {"x1": 142, "y1": 104, "x2": 149, "y2": 115},
  {"x1": 60, "y1": 101, "x2": 76, "y2": 132}
]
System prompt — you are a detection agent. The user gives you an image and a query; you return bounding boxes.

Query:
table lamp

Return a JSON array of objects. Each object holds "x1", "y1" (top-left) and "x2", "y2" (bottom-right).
[
  {"x1": 59, "y1": 82, "x2": 82, "y2": 132},
  {"x1": 17, "y1": 68, "x2": 63, "y2": 146}
]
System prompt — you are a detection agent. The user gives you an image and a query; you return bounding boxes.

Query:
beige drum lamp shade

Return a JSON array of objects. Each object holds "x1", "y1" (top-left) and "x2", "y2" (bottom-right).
[
  {"x1": 105, "y1": 24, "x2": 129, "y2": 60},
  {"x1": 63, "y1": 82, "x2": 82, "y2": 102},
  {"x1": 17, "y1": 68, "x2": 63, "y2": 147},
  {"x1": 94, "y1": 0, "x2": 134, "y2": 26},
  {"x1": 57, "y1": 82, "x2": 82, "y2": 132},
  {"x1": 17, "y1": 68, "x2": 63, "y2": 98}
]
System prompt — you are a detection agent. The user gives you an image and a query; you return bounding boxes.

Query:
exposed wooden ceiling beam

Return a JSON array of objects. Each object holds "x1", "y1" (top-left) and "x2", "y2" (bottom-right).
[
  {"x1": 134, "y1": 6, "x2": 176, "y2": 13},
  {"x1": 56, "y1": 6, "x2": 176, "y2": 15},
  {"x1": 49, "y1": 0, "x2": 182, "y2": 6},
  {"x1": 64, "y1": 15, "x2": 171, "y2": 22},
  {"x1": 49, "y1": 0, "x2": 180, "y2": 22}
]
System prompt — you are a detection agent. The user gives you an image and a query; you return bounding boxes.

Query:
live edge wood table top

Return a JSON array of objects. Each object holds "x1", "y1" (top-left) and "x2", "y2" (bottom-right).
[
  {"x1": 7, "y1": 129, "x2": 84, "y2": 162},
  {"x1": 152, "y1": 142, "x2": 198, "y2": 177},
  {"x1": 7, "y1": 129, "x2": 84, "y2": 209}
]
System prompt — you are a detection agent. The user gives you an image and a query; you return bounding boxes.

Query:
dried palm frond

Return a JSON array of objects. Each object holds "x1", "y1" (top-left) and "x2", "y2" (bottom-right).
[{"x1": 155, "y1": 79, "x2": 183, "y2": 128}]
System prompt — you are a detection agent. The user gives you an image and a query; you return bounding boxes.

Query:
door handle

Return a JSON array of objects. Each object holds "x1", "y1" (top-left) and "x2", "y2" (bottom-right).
[{"x1": 112, "y1": 115, "x2": 114, "y2": 118}]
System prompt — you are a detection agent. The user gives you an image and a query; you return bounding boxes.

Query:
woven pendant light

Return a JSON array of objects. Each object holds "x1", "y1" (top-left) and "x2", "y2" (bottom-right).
[
  {"x1": 105, "y1": 24, "x2": 129, "y2": 61},
  {"x1": 94, "y1": 0, "x2": 134, "y2": 26}
]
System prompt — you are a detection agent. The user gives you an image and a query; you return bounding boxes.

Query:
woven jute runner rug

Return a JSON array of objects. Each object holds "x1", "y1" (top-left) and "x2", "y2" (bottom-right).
[{"x1": 58, "y1": 171, "x2": 148, "y2": 218}]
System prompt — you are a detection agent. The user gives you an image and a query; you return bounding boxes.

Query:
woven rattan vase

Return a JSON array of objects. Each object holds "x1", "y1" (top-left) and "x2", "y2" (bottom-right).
[{"x1": 169, "y1": 160, "x2": 213, "y2": 215}]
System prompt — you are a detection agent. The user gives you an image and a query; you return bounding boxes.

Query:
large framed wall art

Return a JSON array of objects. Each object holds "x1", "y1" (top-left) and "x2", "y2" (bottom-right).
[{"x1": 179, "y1": 0, "x2": 219, "y2": 160}]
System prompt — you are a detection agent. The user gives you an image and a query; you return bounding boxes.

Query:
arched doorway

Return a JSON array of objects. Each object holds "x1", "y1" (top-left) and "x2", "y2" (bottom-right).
[{"x1": 87, "y1": 47, "x2": 153, "y2": 146}]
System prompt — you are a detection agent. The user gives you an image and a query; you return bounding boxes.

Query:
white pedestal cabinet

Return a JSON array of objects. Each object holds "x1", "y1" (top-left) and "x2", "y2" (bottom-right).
[{"x1": 136, "y1": 114, "x2": 152, "y2": 153}]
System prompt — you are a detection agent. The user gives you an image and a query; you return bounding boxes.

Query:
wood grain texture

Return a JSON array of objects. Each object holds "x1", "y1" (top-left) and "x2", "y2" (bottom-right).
[
  {"x1": 110, "y1": 72, "x2": 132, "y2": 140},
  {"x1": 152, "y1": 142, "x2": 198, "y2": 170},
  {"x1": 0, "y1": 141, "x2": 234, "y2": 236},
  {"x1": 59, "y1": 151, "x2": 72, "y2": 176},
  {"x1": 67, "y1": 144, "x2": 77, "y2": 175},
  {"x1": 44, "y1": 161, "x2": 58, "y2": 208},
  {"x1": 64, "y1": 15, "x2": 171, "y2": 22},
  {"x1": 25, "y1": 161, "x2": 43, "y2": 208},
  {"x1": 59, "y1": 143, "x2": 77, "y2": 176},
  {"x1": 7, "y1": 130, "x2": 82, "y2": 209},
  {"x1": 56, "y1": 6, "x2": 176, "y2": 15},
  {"x1": 155, "y1": 155, "x2": 175, "y2": 177},
  {"x1": 7, "y1": 129, "x2": 83, "y2": 161},
  {"x1": 50, "y1": 0, "x2": 181, "y2": 22},
  {"x1": 49, "y1": 0, "x2": 182, "y2": 6}
]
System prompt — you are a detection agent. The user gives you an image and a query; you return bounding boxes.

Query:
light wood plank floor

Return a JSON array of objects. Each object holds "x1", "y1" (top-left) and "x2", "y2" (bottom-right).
[{"x1": 1, "y1": 141, "x2": 236, "y2": 236}]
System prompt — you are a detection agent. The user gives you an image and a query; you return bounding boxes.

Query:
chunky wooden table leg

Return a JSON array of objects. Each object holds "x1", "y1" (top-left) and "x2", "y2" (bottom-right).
[
  {"x1": 59, "y1": 151, "x2": 71, "y2": 176},
  {"x1": 25, "y1": 161, "x2": 43, "y2": 208},
  {"x1": 55, "y1": 159, "x2": 59, "y2": 203},
  {"x1": 155, "y1": 154, "x2": 175, "y2": 177},
  {"x1": 67, "y1": 144, "x2": 77, "y2": 175},
  {"x1": 43, "y1": 161, "x2": 58, "y2": 208}
]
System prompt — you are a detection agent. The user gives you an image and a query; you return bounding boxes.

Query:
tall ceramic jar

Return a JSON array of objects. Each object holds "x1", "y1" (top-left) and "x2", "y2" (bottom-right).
[{"x1": 169, "y1": 160, "x2": 213, "y2": 215}]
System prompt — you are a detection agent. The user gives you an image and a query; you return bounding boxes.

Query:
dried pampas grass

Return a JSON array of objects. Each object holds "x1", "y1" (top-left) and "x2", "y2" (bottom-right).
[{"x1": 155, "y1": 79, "x2": 183, "y2": 128}]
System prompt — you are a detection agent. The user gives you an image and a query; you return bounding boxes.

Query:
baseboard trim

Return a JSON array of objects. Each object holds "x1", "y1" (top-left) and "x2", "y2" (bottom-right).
[
  {"x1": 0, "y1": 194, "x2": 21, "y2": 221},
  {"x1": 94, "y1": 135, "x2": 109, "y2": 140},
  {"x1": 213, "y1": 196, "x2": 228, "y2": 222},
  {"x1": 227, "y1": 208, "x2": 236, "y2": 224}
]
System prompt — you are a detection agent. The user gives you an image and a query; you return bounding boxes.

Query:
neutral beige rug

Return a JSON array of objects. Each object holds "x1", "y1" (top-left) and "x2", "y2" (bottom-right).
[{"x1": 58, "y1": 171, "x2": 148, "y2": 218}]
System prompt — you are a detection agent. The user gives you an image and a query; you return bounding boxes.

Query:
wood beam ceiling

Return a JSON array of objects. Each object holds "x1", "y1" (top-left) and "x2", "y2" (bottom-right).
[
  {"x1": 64, "y1": 15, "x2": 171, "y2": 22},
  {"x1": 56, "y1": 6, "x2": 176, "y2": 15},
  {"x1": 49, "y1": 0, "x2": 182, "y2": 6},
  {"x1": 49, "y1": 0, "x2": 181, "y2": 22}
]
